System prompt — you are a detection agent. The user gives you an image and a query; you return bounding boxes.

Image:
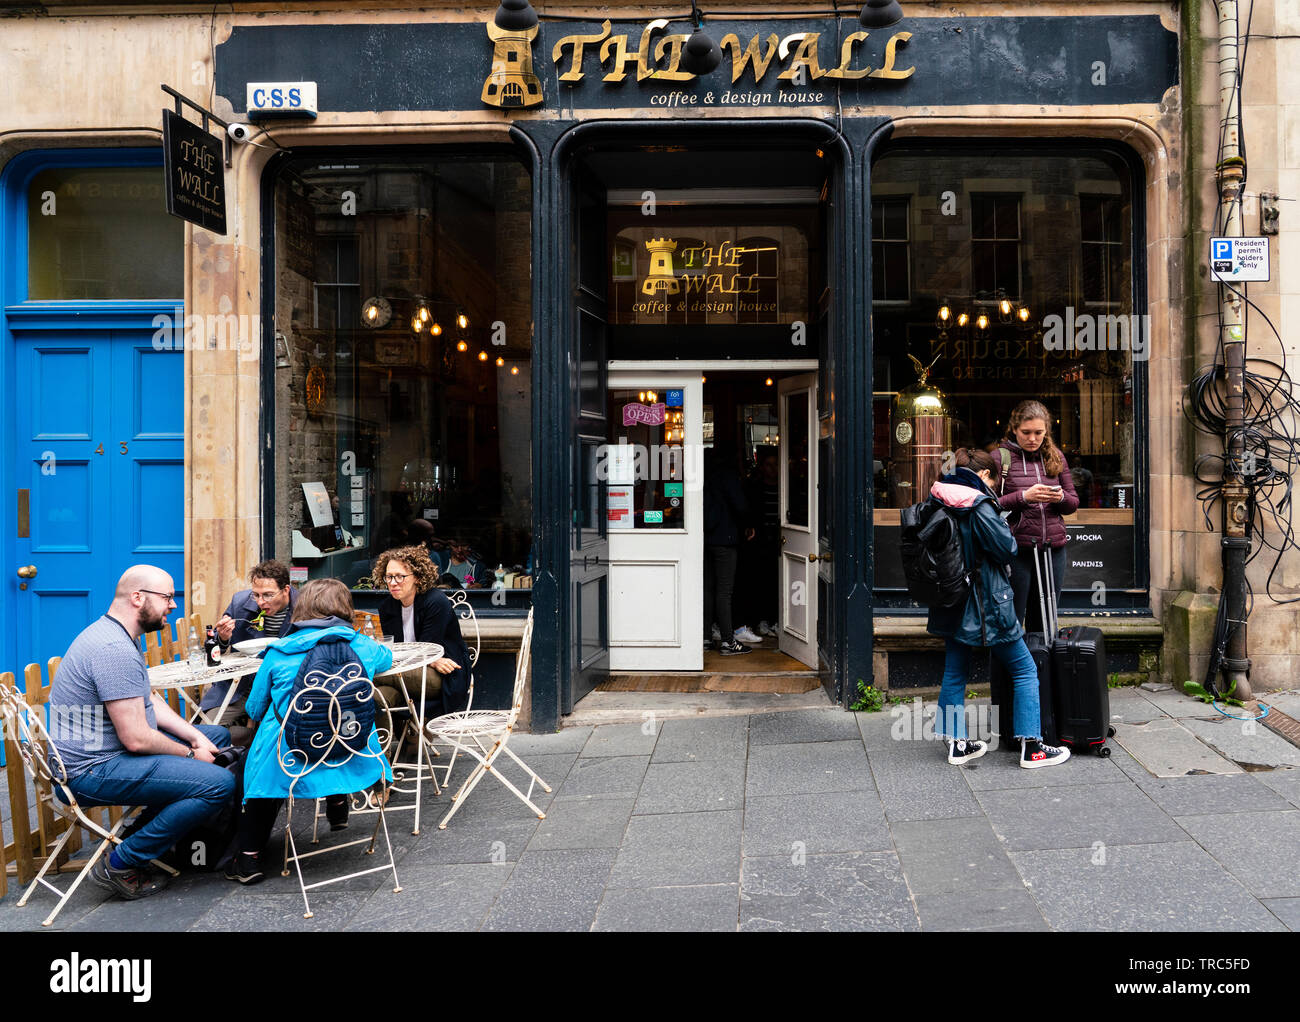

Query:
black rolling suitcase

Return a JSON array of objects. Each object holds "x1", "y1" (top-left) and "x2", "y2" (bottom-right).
[
  {"x1": 1053, "y1": 625, "x2": 1114, "y2": 756},
  {"x1": 990, "y1": 547, "x2": 1058, "y2": 750}
]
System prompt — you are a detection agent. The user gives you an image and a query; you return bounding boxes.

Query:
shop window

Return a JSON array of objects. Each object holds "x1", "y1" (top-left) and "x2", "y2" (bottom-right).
[
  {"x1": 970, "y1": 194, "x2": 1021, "y2": 299},
  {"x1": 272, "y1": 155, "x2": 533, "y2": 592},
  {"x1": 871, "y1": 147, "x2": 1142, "y2": 606},
  {"x1": 1080, "y1": 194, "x2": 1126, "y2": 306},
  {"x1": 871, "y1": 196, "x2": 910, "y2": 303},
  {"x1": 27, "y1": 166, "x2": 182, "y2": 300}
]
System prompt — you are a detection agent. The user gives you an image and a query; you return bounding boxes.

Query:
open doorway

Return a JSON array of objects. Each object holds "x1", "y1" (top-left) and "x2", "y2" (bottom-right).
[{"x1": 602, "y1": 365, "x2": 820, "y2": 693}]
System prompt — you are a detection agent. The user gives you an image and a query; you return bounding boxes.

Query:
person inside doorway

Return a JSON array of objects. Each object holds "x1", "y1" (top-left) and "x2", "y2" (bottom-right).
[
  {"x1": 703, "y1": 441, "x2": 754, "y2": 656},
  {"x1": 736, "y1": 446, "x2": 780, "y2": 642}
]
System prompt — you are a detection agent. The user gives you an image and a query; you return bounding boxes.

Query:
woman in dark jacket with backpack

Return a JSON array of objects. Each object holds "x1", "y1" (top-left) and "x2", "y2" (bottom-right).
[
  {"x1": 927, "y1": 449, "x2": 1069, "y2": 770},
  {"x1": 224, "y1": 579, "x2": 393, "y2": 884},
  {"x1": 996, "y1": 400, "x2": 1079, "y2": 631}
]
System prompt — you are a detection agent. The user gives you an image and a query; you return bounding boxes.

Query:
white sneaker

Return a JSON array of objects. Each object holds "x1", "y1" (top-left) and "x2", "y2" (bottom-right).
[
  {"x1": 758, "y1": 620, "x2": 777, "y2": 636},
  {"x1": 711, "y1": 624, "x2": 721, "y2": 642},
  {"x1": 733, "y1": 626, "x2": 763, "y2": 646}
]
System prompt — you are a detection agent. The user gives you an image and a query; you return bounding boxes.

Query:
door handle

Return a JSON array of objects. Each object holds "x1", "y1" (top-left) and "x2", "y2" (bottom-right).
[
  {"x1": 807, "y1": 553, "x2": 817, "y2": 562},
  {"x1": 17, "y1": 565, "x2": 37, "y2": 579}
]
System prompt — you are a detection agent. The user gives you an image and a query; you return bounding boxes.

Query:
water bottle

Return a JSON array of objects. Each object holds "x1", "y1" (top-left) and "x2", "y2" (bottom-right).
[
  {"x1": 363, "y1": 616, "x2": 376, "y2": 640},
  {"x1": 187, "y1": 627, "x2": 204, "y2": 676}
]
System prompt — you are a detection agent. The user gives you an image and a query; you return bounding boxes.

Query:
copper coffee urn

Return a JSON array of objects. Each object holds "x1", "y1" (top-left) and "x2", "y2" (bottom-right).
[{"x1": 890, "y1": 354, "x2": 957, "y2": 507}]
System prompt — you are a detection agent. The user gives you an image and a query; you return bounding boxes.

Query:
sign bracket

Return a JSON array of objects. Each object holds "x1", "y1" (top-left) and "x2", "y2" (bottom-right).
[{"x1": 161, "y1": 83, "x2": 234, "y2": 168}]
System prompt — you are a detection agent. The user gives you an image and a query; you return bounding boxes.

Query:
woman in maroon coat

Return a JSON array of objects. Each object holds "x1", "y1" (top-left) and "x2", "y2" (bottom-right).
[{"x1": 996, "y1": 400, "x2": 1080, "y2": 631}]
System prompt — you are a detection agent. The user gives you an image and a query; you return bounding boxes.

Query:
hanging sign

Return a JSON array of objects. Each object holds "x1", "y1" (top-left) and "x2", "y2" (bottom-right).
[
  {"x1": 623, "y1": 402, "x2": 667, "y2": 426},
  {"x1": 162, "y1": 109, "x2": 227, "y2": 234}
]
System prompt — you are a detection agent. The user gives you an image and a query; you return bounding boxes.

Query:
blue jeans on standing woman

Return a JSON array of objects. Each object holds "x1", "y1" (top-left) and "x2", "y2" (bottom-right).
[{"x1": 938, "y1": 638, "x2": 1042, "y2": 743}]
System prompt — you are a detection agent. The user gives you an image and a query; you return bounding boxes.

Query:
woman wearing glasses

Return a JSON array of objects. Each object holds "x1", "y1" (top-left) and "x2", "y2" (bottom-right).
[{"x1": 372, "y1": 545, "x2": 470, "y2": 716}]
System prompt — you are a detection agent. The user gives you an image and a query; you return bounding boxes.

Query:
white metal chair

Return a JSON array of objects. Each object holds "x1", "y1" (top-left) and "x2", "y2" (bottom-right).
[
  {"x1": 1, "y1": 683, "x2": 179, "y2": 927},
  {"x1": 425, "y1": 608, "x2": 549, "y2": 829},
  {"x1": 276, "y1": 665, "x2": 402, "y2": 919},
  {"x1": 430, "y1": 589, "x2": 480, "y2": 788}
]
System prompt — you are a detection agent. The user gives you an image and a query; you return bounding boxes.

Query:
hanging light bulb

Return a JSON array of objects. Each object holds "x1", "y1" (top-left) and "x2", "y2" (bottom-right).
[
  {"x1": 1017, "y1": 306, "x2": 1031, "y2": 323},
  {"x1": 765, "y1": 378, "x2": 774, "y2": 386},
  {"x1": 510, "y1": 365, "x2": 519, "y2": 376},
  {"x1": 496, "y1": 356, "x2": 505, "y2": 367},
  {"x1": 999, "y1": 295, "x2": 1013, "y2": 319},
  {"x1": 976, "y1": 313, "x2": 989, "y2": 331},
  {"x1": 412, "y1": 315, "x2": 425, "y2": 333},
  {"x1": 457, "y1": 310, "x2": 469, "y2": 329},
  {"x1": 639, "y1": 392, "x2": 646, "y2": 403},
  {"x1": 457, "y1": 340, "x2": 468, "y2": 352},
  {"x1": 431, "y1": 321, "x2": 442, "y2": 336},
  {"x1": 478, "y1": 350, "x2": 488, "y2": 362},
  {"x1": 936, "y1": 303, "x2": 951, "y2": 330},
  {"x1": 957, "y1": 312, "x2": 969, "y2": 328},
  {"x1": 413, "y1": 296, "x2": 431, "y2": 323}
]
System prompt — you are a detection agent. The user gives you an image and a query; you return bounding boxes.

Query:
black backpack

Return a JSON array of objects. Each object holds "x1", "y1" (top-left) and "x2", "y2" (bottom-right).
[
  {"x1": 273, "y1": 636, "x2": 375, "y2": 765},
  {"x1": 899, "y1": 498, "x2": 973, "y2": 609}
]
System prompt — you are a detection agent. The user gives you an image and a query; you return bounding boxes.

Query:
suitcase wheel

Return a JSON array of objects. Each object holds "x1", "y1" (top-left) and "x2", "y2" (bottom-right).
[
  {"x1": 1098, "y1": 745, "x2": 1112, "y2": 758},
  {"x1": 1107, "y1": 726, "x2": 1116, "y2": 738}
]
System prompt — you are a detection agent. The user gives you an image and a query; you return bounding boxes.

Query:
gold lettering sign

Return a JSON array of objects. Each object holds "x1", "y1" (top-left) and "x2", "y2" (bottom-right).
[{"x1": 544, "y1": 23, "x2": 913, "y2": 88}]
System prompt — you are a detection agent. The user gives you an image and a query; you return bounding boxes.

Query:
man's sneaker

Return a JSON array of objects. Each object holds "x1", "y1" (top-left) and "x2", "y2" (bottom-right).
[
  {"x1": 718, "y1": 640, "x2": 753, "y2": 656},
  {"x1": 947, "y1": 738, "x2": 988, "y2": 765},
  {"x1": 1020, "y1": 738, "x2": 1071, "y2": 769},
  {"x1": 733, "y1": 626, "x2": 763, "y2": 646},
  {"x1": 711, "y1": 624, "x2": 722, "y2": 643},
  {"x1": 91, "y1": 855, "x2": 169, "y2": 900},
  {"x1": 758, "y1": 620, "x2": 777, "y2": 637},
  {"x1": 224, "y1": 851, "x2": 266, "y2": 886}
]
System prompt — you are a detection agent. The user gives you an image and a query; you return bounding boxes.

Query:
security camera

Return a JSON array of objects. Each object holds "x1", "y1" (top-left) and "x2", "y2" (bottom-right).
[{"x1": 227, "y1": 123, "x2": 253, "y2": 143}]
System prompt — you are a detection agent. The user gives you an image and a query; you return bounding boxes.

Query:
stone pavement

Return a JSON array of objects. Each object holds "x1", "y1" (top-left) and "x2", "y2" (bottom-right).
[{"x1": 3, "y1": 686, "x2": 1300, "y2": 932}]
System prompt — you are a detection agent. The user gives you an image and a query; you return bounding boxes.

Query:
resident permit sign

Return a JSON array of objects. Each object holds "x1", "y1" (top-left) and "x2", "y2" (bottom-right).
[{"x1": 1210, "y1": 237, "x2": 1269, "y2": 282}]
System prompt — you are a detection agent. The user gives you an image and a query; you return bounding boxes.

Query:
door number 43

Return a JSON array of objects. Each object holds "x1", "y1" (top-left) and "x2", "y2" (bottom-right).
[{"x1": 94, "y1": 443, "x2": 129, "y2": 455}]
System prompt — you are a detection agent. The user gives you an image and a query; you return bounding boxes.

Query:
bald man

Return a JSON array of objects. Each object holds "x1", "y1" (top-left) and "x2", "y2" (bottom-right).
[{"x1": 48, "y1": 565, "x2": 235, "y2": 901}]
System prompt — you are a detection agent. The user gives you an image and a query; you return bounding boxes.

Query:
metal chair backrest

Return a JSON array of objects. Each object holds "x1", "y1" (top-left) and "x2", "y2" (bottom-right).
[
  {"x1": 274, "y1": 665, "x2": 390, "y2": 788},
  {"x1": 506, "y1": 608, "x2": 534, "y2": 728},
  {"x1": 0, "y1": 682, "x2": 75, "y2": 808},
  {"x1": 447, "y1": 590, "x2": 480, "y2": 668}
]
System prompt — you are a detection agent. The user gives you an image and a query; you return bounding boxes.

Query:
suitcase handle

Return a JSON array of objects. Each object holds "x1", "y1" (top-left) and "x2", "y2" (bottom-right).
[{"x1": 1032, "y1": 546, "x2": 1058, "y2": 635}]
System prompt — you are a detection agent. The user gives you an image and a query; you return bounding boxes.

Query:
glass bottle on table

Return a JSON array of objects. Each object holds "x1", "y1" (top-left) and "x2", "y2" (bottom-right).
[{"x1": 188, "y1": 626, "x2": 204, "y2": 677}]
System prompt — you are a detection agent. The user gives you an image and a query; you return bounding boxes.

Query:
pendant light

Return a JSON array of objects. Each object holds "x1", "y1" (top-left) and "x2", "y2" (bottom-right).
[
  {"x1": 494, "y1": 0, "x2": 537, "y2": 31},
  {"x1": 858, "y1": 0, "x2": 904, "y2": 28},
  {"x1": 680, "y1": 0, "x2": 721, "y2": 76}
]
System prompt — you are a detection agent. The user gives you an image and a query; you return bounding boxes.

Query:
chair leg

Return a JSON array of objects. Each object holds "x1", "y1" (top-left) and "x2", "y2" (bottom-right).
[
  {"x1": 375, "y1": 788, "x2": 402, "y2": 894},
  {"x1": 41, "y1": 836, "x2": 113, "y2": 928},
  {"x1": 478, "y1": 745, "x2": 550, "y2": 819},
  {"x1": 17, "y1": 823, "x2": 77, "y2": 909}
]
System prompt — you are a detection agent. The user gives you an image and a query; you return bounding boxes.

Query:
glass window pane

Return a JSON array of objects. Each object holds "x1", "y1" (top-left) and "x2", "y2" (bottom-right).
[
  {"x1": 606, "y1": 388, "x2": 687, "y2": 529},
  {"x1": 273, "y1": 156, "x2": 533, "y2": 590},
  {"x1": 784, "y1": 391, "x2": 809, "y2": 526},
  {"x1": 27, "y1": 166, "x2": 182, "y2": 299}
]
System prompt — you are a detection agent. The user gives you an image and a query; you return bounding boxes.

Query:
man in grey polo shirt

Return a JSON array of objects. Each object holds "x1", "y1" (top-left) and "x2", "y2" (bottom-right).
[{"x1": 50, "y1": 565, "x2": 235, "y2": 901}]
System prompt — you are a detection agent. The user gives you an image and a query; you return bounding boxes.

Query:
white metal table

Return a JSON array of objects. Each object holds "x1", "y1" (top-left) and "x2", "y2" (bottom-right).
[
  {"x1": 376, "y1": 641, "x2": 445, "y2": 834},
  {"x1": 147, "y1": 655, "x2": 263, "y2": 727}
]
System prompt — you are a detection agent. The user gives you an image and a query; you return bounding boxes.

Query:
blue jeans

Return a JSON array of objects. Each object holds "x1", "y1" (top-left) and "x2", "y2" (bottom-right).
[
  {"x1": 938, "y1": 638, "x2": 1042, "y2": 743},
  {"x1": 67, "y1": 724, "x2": 235, "y2": 868}
]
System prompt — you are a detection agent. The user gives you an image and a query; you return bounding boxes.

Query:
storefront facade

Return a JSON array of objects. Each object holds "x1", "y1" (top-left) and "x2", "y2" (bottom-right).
[{"x1": 11, "y1": 2, "x2": 1292, "y2": 732}]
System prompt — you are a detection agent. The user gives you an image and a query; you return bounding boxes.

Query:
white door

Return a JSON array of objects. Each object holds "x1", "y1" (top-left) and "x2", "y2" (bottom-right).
[
  {"x1": 778, "y1": 374, "x2": 818, "y2": 668},
  {"x1": 607, "y1": 373, "x2": 703, "y2": 671}
]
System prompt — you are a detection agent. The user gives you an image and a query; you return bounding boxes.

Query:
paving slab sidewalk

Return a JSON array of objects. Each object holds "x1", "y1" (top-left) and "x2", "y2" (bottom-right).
[{"x1": 2, "y1": 688, "x2": 1298, "y2": 932}]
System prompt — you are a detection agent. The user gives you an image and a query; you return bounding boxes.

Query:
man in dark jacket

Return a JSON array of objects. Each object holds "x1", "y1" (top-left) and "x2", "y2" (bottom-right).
[
  {"x1": 204, "y1": 560, "x2": 298, "y2": 722},
  {"x1": 703, "y1": 446, "x2": 754, "y2": 656}
]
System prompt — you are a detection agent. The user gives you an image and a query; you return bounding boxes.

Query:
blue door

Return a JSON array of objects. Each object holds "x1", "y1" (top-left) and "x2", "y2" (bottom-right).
[{"x1": 2, "y1": 150, "x2": 185, "y2": 673}]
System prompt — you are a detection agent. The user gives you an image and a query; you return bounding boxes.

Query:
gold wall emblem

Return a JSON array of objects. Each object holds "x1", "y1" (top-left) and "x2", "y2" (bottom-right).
[
  {"x1": 482, "y1": 21, "x2": 544, "y2": 108},
  {"x1": 642, "y1": 238, "x2": 680, "y2": 295}
]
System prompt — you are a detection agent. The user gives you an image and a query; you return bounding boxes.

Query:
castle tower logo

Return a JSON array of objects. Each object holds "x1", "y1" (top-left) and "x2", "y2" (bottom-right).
[
  {"x1": 482, "y1": 21, "x2": 544, "y2": 109},
  {"x1": 642, "y1": 238, "x2": 680, "y2": 296}
]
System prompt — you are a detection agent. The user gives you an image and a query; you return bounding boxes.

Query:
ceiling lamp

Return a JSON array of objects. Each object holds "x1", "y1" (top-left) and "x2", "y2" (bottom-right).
[
  {"x1": 457, "y1": 310, "x2": 469, "y2": 329},
  {"x1": 457, "y1": 339, "x2": 468, "y2": 352},
  {"x1": 493, "y1": 0, "x2": 537, "y2": 31},
  {"x1": 431, "y1": 321, "x2": 443, "y2": 336},
  {"x1": 858, "y1": 0, "x2": 904, "y2": 29}
]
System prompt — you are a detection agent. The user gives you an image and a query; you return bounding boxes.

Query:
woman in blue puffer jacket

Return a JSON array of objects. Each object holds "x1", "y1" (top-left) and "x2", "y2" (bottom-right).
[
  {"x1": 224, "y1": 578, "x2": 394, "y2": 884},
  {"x1": 926, "y1": 448, "x2": 1069, "y2": 770}
]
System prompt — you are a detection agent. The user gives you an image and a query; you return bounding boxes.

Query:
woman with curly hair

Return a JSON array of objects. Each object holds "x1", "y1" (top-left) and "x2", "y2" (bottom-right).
[
  {"x1": 371, "y1": 545, "x2": 472, "y2": 715},
  {"x1": 996, "y1": 400, "x2": 1080, "y2": 631}
]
